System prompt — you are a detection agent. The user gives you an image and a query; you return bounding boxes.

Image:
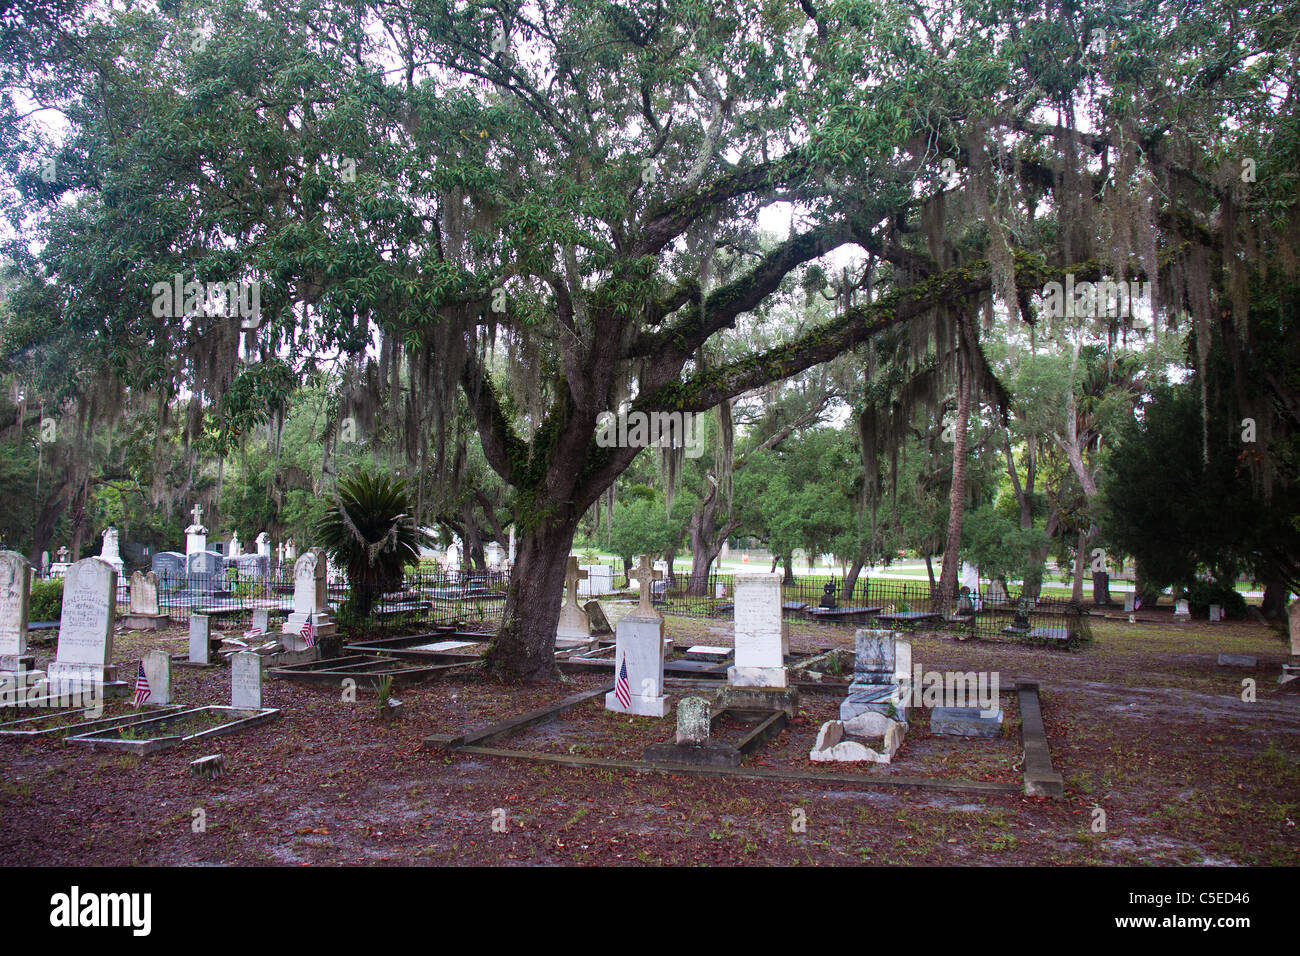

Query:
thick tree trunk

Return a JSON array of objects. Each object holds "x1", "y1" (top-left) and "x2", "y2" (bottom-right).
[
  {"x1": 782, "y1": 554, "x2": 794, "y2": 586},
  {"x1": 1261, "y1": 577, "x2": 1289, "y2": 622},
  {"x1": 937, "y1": 348, "x2": 971, "y2": 612},
  {"x1": 844, "y1": 556, "x2": 865, "y2": 603},
  {"x1": 484, "y1": 519, "x2": 579, "y2": 681},
  {"x1": 925, "y1": 553, "x2": 936, "y2": 594}
]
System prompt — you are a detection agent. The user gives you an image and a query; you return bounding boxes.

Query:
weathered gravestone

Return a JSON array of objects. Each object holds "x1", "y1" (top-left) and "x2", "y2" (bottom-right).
[
  {"x1": 605, "y1": 555, "x2": 667, "y2": 716},
  {"x1": 46, "y1": 558, "x2": 123, "y2": 694},
  {"x1": 123, "y1": 571, "x2": 168, "y2": 630},
  {"x1": 0, "y1": 551, "x2": 36, "y2": 678},
  {"x1": 188, "y1": 551, "x2": 224, "y2": 592},
  {"x1": 1174, "y1": 598, "x2": 1191, "y2": 621},
  {"x1": 141, "y1": 648, "x2": 172, "y2": 705},
  {"x1": 235, "y1": 554, "x2": 269, "y2": 579},
  {"x1": 583, "y1": 599, "x2": 612, "y2": 635},
  {"x1": 555, "y1": 556, "x2": 592, "y2": 648},
  {"x1": 189, "y1": 614, "x2": 212, "y2": 664},
  {"x1": 676, "y1": 697, "x2": 711, "y2": 745},
  {"x1": 151, "y1": 552, "x2": 186, "y2": 589},
  {"x1": 232, "y1": 652, "x2": 263, "y2": 709},
  {"x1": 281, "y1": 548, "x2": 333, "y2": 655},
  {"x1": 727, "y1": 571, "x2": 788, "y2": 688},
  {"x1": 839, "y1": 629, "x2": 911, "y2": 722},
  {"x1": 99, "y1": 527, "x2": 124, "y2": 575}
]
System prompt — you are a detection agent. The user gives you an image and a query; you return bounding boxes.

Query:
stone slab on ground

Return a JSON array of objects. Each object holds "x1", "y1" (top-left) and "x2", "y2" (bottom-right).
[{"x1": 930, "y1": 706, "x2": 1004, "y2": 738}]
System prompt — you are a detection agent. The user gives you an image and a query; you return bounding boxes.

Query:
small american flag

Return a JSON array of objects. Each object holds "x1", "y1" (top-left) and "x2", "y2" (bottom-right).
[
  {"x1": 299, "y1": 615, "x2": 315, "y2": 648},
  {"x1": 132, "y1": 661, "x2": 151, "y2": 708},
  {"x1": 614, "y1": 656, "x2": 631, "y2": 709}
]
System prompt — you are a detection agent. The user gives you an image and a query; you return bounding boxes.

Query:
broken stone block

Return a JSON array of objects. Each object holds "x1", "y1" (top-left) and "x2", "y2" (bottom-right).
[{"x1": 190, "y1": 754, "x2": 227, "y2": 780}]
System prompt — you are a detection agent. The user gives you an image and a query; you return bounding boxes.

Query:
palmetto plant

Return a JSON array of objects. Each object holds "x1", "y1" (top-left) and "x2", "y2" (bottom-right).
[{"x1": 315, "y1": 470, "x2": 431, "y2": 619}]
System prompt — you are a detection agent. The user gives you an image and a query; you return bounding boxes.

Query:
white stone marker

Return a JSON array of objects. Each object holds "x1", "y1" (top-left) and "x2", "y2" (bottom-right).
[
  {"x1": 99, "y1": 527, "x2": 124, "y2": 575},
  {"x1": 605, "y1": 554, "x2": 668, "y2": 717},
  {"x1": 185, "y1": 503, "x2": 208, "y2": 556},
  {"x1": 250, "y1": 608, "x2": 270, "y2": 635},
  {"x1": 231, "y1": 651, "x2": 263, "y2": 709},
  {"x1": 282, "y1": 548, "x2": 335, "y2": 651},
  {"x1": 255, "y1": 532, "x2": 271, "y2": 560},
  {"x1": 189, "y1": 614, "x2": 211, "y2": 664},
  {"x1": 1290, "y1": 599, "x2": 1300, "y2": 659},
  {"x1": 727, "y1": 571, "x2": 788, "y2": 688},
  {"x1": 1174, "y1": 599, "x2": 1191, "y2": 620},
  {"x1": 0, "y1": 551, "x2": 34, "y2": 674},
  {"x1": 141, "y1": 648, "x2": 172, "y2": 705},
  {"x1": 47, "y1": 557, "x2": 118, "y2": 689},
  {"x1": 129, "y1": 570, "x2": 161, "y2": 615},
  {"x1": 555, "y1": 556, "x2": 592, "y2": 645}
]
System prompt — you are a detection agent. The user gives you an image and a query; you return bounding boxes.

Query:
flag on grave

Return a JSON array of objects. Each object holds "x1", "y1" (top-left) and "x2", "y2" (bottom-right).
[
  {"x1": 300, "y1": 615, "x2": 315, "y2": 648},
  {"x1": 132, "y1": 661, "x2": 151, "y2": 708},
  {"x1": 615, "y1": 656, "x2": 631, "y2": 709}
]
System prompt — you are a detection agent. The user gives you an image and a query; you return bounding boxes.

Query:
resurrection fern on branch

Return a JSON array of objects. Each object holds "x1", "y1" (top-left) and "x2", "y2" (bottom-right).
[{"x1": 315, "y1": 470, "x2": 430, "y2": 618}]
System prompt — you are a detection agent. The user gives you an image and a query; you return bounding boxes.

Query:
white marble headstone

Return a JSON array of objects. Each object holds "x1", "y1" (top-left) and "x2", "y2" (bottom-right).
[
  {"x1": 128, "y1": 570, "x2": 161, "y2": 615},
  {"x1": 728, "y1": 572, "x2": 787, "y2": 688},
  {"x1": 189, "y1": 614, "x2": 211, "y2": 664},
  {"x1": 0, "y1": 548, "x2": 32, "y2": 671},
  {"x1": 0, "y1": 551, "x2": 32, "y2": 669},
  {"x1": 232, "y1": 651, "x2": 263, "y2": 709},
  {"x1": 141, "y1": 648, "x2": 172, "y2": 705},
  {"x1": 48, "y1": 557, "x2": 117, "y2": 685}
]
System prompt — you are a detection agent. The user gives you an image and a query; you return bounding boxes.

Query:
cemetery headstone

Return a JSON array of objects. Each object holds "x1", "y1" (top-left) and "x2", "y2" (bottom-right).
[
  {"x1": 676, "y1": 697, "x2": 711, "y2": 745},
  {"x1": 255, "y1": 532, "x2": 271, "y2": 559},
  {"x1": 1123, "y1": 591, "x2": 1135, "y2": 613},
  {"x1": 235, "y1": 554, "x2": 269, "y2": 579},
  {"x1": 46, "y1": 557, "x2": 121, "y2": 692},
  {"x1": 555, "y1": 556, "x2": 592, "y2": 646},
  {"x1": 141, "y1": 648, "x2": 172, "y2": 705},
  {"x1": 152, "y1": 552, "x2": 186, "y2": 589},
  {"x1": 123, "y1": 570, "x2": 168, "y2": 629},
  {"x1": 1174, "y1": 598, "x2": 1191, "y2": 621},
  {"x1": 987, "y1": 578, "x2": 1008, "y2": 604},
  {"x1": 839, "y1": 628, "x2": 911, "y2": 722},
  {"x1": 583, "y1": 599, "x2": 612, "y2": 635},
  {"x1": 99, "y1": 527, "x2": 124, "y2": 575},
  {"x1": 188, "y1": 550, "x2": 223, "y2": 592},
  {"x1": 250, "y1": 608, "x2": 270, "y2": 636},
  {"x1": 819, "y1": 581, "x2": 837, "y2": 610},
  {"x1": 605, "y1": 554, "x2": 667, "y2": 716},
  {"x1": 189, "y1": 614, "x2": 212, "y2": 664},
  {"x1": 232, "y1": 651, "x2": 263, "y2": 709},
  {"x1": 191, "y1": 754, "x2": 228, "y2": 780},
  {"x1": 281, "y1": 548, "x2": 334, "y2": 654},
  {"x1": 0, "y1": 551, "x2": 36, "y2": 676},
  {"x1": 185, "y1": 503, "x2": 208, "y2": 556},
  {"x1": 1209, "y1": 603, "x2": 1223, "y2": 623},
  {"x1": 726, "y1": 571, "x2": 787, "y2": 688},
  {"x1": 579, "y1": 563, "x2": 614, "y2": 597},
  {"x1": 228, "y1": 533, "x2": 242, "y2": 558},
  {"x1": 1290, "y1": 599, "x2": 1300, "y2": 660}
]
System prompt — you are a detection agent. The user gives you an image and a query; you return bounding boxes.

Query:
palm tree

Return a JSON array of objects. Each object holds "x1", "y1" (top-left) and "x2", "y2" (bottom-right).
[{"x1": 315, "y1": 470, "x2": 431, "y2": 618}]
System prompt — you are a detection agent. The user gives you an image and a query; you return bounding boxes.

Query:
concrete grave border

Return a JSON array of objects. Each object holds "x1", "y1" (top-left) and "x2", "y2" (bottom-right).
[
  {"x1": 424, "y1": 677, "x2": 1064, "y2": 799},
  {"x1": 65, "y1": 705, "x2": 280, "y2": 755},
  {"x1": 0, "y1": 704, "x2": 185, "y2": 738}
]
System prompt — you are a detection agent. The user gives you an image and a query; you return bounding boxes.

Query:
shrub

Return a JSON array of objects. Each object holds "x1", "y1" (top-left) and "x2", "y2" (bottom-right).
[
  {"x1": 29, "y1": 578, "x2": 63, "y2": 621},
  {"x1": 1185, "y1": 580, "x2": 1248, "y2": 619}
]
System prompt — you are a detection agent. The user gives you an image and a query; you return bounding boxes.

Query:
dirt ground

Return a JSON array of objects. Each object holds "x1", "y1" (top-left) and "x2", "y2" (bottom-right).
[{"x1": 1, "y1": 609, "x2": 1297, "y2": 866}]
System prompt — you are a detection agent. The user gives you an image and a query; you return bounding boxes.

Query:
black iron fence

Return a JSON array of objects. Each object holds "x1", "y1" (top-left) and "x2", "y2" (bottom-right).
[
  {"x1": 151, "y1": 565, "x2": 512, "y2": 634},
  {"x1": 136, "y1": 562, "x2": 1088, "y2": 648},
  {"x1": 641, "y1": 571, "x2": 1093, "y2": 647}
]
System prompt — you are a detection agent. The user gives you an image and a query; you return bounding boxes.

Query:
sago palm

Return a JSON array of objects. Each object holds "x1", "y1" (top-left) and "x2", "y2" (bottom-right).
[{"x1": 315, "y1": 470, "x2": 431, "y2": 618}]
